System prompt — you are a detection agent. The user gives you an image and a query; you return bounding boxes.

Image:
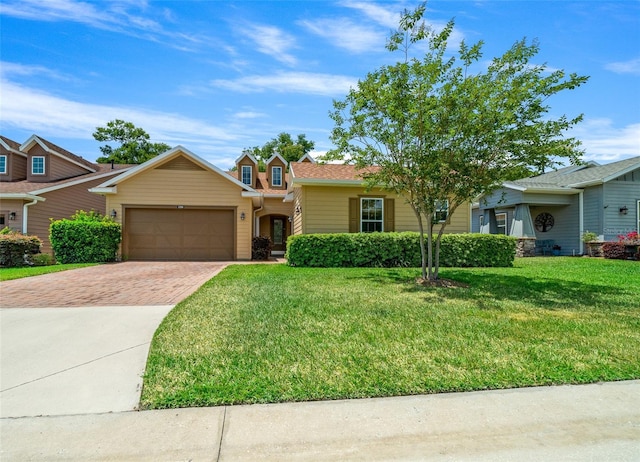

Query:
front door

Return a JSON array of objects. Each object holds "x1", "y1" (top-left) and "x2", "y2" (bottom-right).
[{"x1": 270, "y1": 216, "x2": 287, "y2": 252}]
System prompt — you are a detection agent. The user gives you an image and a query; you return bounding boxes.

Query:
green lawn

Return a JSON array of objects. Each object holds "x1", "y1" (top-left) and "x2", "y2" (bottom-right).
[
  {"x1": 0, "y1": 263, "x2": 97, "y2": 281},
  {"x1": 141, "y1": 257, "x2": 640, "y2": 409}
]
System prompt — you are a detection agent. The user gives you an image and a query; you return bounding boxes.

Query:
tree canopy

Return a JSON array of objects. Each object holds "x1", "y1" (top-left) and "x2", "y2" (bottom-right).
[
  {"x1": 93, "y1": 119, "x2": 171, "y2": 164},
  {"x1": 247, "y1": 132, "x2": 315, "y2": 169},
  {"x1": 327, "y1": 2, "x2": 588, "y2": 281}
]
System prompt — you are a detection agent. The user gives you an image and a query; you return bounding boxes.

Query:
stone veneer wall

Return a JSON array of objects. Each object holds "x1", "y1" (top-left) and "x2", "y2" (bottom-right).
[{"x1": 516, "y1": 238, "x2": 536, "y2": 257}]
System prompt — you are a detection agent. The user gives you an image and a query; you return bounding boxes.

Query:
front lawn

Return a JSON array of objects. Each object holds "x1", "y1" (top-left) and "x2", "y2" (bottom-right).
[
  {"x1": 141, "y1": 257, "x2": 640, "y2": 409},
  {"x1": 0, "y1": 263, "x2": 97, "y2": 281}
]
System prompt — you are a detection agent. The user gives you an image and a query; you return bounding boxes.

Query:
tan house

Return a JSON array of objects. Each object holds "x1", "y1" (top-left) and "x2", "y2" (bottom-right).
[
  {"x1": 91, "y1": 146, "x2": 471, "y2": 261},
  {"x1": 0, "y1": 135, "x2": 130, "y2": 253}
]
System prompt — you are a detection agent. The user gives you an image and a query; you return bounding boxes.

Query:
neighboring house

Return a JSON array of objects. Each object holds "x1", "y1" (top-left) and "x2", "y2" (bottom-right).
[
  {"x1": 472, "y1": 156, "x2": 640, "y2": 255},
  {"x1": 0, "y1": 135, "x2": 131, "y2": 253},
  {"x1": 91, "y1": 146, "x2": 471, "y2": 261}
]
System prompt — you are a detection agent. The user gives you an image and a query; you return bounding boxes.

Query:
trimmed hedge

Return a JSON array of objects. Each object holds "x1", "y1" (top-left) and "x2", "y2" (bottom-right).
[
  {"x1": 286, "y1": 232, "x2": 516, "y2": 268},
  {"x1": 50, "y1": 211, "x2": 122, "y2": 264},
  {"x1": 0, "y1": 231, "x2": 42, "y2": 267}
]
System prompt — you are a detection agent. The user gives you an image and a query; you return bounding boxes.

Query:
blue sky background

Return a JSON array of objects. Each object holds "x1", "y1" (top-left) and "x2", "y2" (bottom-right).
[{"x1": 1, "y1": 0, "x2": 638, "y2": 170}]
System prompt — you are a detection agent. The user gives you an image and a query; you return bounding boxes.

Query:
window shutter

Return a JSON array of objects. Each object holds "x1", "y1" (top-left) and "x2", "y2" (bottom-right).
[
  {"x1": 349, "y1": 198, "x2": 359, "y2": 233},
  {"x1": 384, "y1": 198, "x2": 395, "y2": 232}
]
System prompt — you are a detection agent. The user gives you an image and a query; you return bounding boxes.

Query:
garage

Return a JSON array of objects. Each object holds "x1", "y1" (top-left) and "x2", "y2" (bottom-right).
[{"x1": 125, "y1": 208, "x2": 235, "y2": 261}]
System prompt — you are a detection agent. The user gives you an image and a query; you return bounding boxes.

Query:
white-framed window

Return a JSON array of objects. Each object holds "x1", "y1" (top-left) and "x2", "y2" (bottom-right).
[
  {"x1": 32, "y1": 156, "x2": 45, "y2": 175},
  {"x1": 434, "y1": 200, "x2": 449, "y2": 223},
  {"x1": 361, "y1": 197, "x2": 383, "y2": 232},
  {"x1": 496, "y1": 212, "x2": 507, "y2": 235},
  {"x1": 479, "y1": 214, "x2": 484, "y2": 229},
  {"x1": 241, "y1": 165, "x2": 252, "y2": 185},
  {"x1": 272, "y1": 166, "x2": 282, "y2": 187},
  {"x1": 0, "y1": 155, "x2": 6, "y2": 174}
]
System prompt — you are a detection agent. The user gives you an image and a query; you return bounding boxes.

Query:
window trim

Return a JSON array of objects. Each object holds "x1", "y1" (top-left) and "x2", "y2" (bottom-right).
[
  {"x1": 434, "y1": 200, "x2": 449, "y2": 223},
  {"x1": 360, "y1": 197, "x2": 384, "y2": 232},
  {"x1": 272, "y1": 166, "x2": 282, "y2": 187},
  {"x1": 241, "y1": 165, "x2": 252, "y2": 185},
  {"x1": 0, "y1": 155, "x2": 7, "y2": 174},
  {"x1": 32, "y1": 156, "x2": 45, "y2": 175},
  {"x1": 496, "y1": 212, "x2": 507, "y2": 235}
]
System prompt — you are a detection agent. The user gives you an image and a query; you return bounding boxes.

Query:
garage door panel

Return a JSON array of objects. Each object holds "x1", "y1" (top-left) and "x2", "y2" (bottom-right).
[{"x1": 125, "y1": 208, "x2": 234, "y2": 261}]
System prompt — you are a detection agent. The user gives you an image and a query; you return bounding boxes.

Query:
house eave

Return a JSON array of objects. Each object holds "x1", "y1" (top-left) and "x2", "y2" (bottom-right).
[
  {"x1": 292, "y1": 178, "x2": 364, "y2": 187},
  {"x1": 89, "y1": 186, "x2": 117, "y2": 194},
  {"x1": 0, "y1": 193, "x2": 45, "y2": 202}
]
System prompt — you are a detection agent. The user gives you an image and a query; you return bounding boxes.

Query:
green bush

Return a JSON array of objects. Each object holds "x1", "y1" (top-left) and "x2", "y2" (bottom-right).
[
  {"x1": 31, "y1": 253, "x2": 57, "y2": 266},
  {"x1": 50, "y1": 210, "x2": 122, "y2": 263},
  {"x1": 286, "y1": 232, "x2": 516, "y2": 268},
  {"x1": 0, "y1": 231, "x2": 42, "y2": 267}
]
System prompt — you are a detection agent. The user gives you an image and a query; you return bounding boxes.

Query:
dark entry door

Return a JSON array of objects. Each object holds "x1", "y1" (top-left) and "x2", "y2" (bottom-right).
[{"x1": 270, "y1": 216, "x2": 286, "y2": 252}]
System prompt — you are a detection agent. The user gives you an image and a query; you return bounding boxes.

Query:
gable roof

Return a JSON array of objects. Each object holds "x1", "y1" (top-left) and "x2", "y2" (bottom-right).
[
  {"x1": 93, "y1": 145, "x2": 258, "y2": 194},
  {"x1": 289, "y1": 162, "x2": 379, "y2": 185},
  {"x1": 505, "y1": 156, "x2": 640, "y2": 192},
  {"x1": 0, "y1": 135, "x2": 25, "y2": 156},
  {"x1": 0, "y1": 164, "x2": 131, "y2": 197},
  {"x1": 20, "y1": 135, "x2": 97, "y2": 172},
  {"x1": 266, "y1": 153, "x2": 287, "y2": 166},
  {"x1": 297, "y1": 153, "x2": 316, "y2": 163},
  {"x1": 235, "y1": 151, "x2": 258, "y2": 165}
]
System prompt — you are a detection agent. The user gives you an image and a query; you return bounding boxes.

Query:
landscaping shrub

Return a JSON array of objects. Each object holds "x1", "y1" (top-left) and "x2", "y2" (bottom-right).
[
  {"x1": 0, "y1": 231, "x2": 42, "y2": 267},
  {"x1": 252, "y1": 235, "x2": 273, "y2": 260},
  {"x1": 50, "y1": 210, "x2": 121, "y2": 263},
  {"x1": 31, "y1": 253, "x2": 56, "y2": 266},
  {"x1": 602, "y1": 242, "x2": 626, "y2": 260},
  {"x1": 286, "y1": 232, "x2": 516, "y2": 268}
]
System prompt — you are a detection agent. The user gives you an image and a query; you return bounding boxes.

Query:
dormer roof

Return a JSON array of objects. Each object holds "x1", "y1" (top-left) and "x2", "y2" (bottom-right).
[{"x1": 20, "y1": 135, "x2": 97, "y2": 172}]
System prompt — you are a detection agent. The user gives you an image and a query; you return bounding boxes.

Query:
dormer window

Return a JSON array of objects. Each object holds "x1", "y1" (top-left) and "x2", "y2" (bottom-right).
[
  {"x1": 272, "y1": 166, "x2": 282, "y2": 187},
  {"x1": 32, "y1": 156, "x2": 45, "y2": 175},
  {"x1": 241, "y1": 165, "x2": 252, "y2": 185},
  {"x1": 0, "y1": 155, "x2": 6, "y2": 174}
]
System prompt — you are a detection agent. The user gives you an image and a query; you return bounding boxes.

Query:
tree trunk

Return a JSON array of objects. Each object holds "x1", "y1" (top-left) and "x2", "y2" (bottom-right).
[
  {"x1": 426, "y1": 220, "x2": 434, "y2": 280},
  {"x1": 415, "y1": 208, "x2": 427, "y2": 280}
]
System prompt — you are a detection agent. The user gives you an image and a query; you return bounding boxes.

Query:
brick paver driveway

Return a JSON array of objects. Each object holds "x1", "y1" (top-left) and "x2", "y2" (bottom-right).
[{"x1": 0, "y1": 261, "x2": 227, "y2": 308}]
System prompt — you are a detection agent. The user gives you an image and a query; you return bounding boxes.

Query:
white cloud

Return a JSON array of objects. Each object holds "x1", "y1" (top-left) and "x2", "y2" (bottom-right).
[
  {"x1": 241, "y1": 24, "x2": 298, "y2": 66},
  {"x1": 340, "y1": 1, "x2": 401, "y2": 28},
  {"x1": 0, "y1": 79, "x2": 240, "y2": 146},
  {"x1": 210, "y1": 72, "x2": 357, "y2": 96},
  {"x1": 299, "y1": 18, "x2": 384, "y2": 53},
  {"x1": 605, "y1": 57, "x2": 640, "y2": 76},
  {"x1": 0, "y1": 0, "x2": 205, "y2": 51},
  {"x1": 0, "y1": 61, "x2": 76, "y2": 81},
  {"x1": 233, "y1": 111, "x2": 266, "y2": 119},
  {"x1": 571, "y1": 118, "x2": 640, "y2": 162}
]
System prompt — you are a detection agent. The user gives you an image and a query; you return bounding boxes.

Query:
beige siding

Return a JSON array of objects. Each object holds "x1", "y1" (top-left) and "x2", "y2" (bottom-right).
[
  {"x1": 29, "y1": 177, "x2": 109, "y2": 253},
  {"x1": 300, "y1": 185, "x2": 470, "y2": 234},
  {"x1": 106, "y1": 161, "x2": 253, "y2": 260}
]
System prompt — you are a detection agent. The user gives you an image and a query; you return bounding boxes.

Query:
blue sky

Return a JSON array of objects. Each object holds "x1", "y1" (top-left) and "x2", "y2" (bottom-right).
[{"x1": 1, "y1": 0, "x2": 638, "y2": 170}]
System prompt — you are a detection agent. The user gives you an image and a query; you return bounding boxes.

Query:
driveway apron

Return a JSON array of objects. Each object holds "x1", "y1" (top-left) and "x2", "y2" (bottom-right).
[{"x1": 0, "y1": 262, "x2": 226, "y2": 418}]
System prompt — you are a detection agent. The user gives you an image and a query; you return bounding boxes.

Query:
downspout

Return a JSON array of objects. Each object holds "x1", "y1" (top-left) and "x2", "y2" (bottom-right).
[
  {"x1": 22, "y1": 199, "x2": 39, "y2": 234},
  {"x1": 578, "y1": 190, "x2": 584, "y2": 255}
]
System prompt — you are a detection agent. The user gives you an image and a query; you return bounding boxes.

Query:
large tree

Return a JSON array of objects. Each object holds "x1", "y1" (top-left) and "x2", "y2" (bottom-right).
[
  {"x1": 328, "y1": 3, "x2": 588, "y2": 281},
  {"x1": 248, "y1": 132, "x2": 315, "y2": 168},
  {"x1": 93, "y1": 119, "x2": 171, "y2": 164}
]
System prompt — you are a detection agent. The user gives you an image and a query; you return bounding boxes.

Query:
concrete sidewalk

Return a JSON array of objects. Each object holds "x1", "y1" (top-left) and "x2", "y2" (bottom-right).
[{"x1": 2, "y1": 380, "x2": 639, "y2": 461}]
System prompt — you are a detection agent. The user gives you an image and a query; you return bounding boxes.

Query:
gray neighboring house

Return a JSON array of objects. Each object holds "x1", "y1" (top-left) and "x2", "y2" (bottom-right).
[{"x1": 472, "y1": 156, "x2": 640, "y2": 256}]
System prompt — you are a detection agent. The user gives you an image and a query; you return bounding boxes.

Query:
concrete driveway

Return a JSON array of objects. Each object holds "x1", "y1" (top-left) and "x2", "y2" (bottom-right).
[{"x1": 0, "y1": 262, "x2": 226, "y2": 418}]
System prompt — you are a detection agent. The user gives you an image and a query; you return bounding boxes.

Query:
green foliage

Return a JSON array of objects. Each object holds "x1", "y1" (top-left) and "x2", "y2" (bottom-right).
[
  {"x1": 93, "y1": 119, "x2": 171, "y2": 164},
  {"x1": 0, "y1": 231, "x2": 42, "y2": 267},
  {"x1": 252, "y1": 236, "x2": 273, "y2": 260},
  {"x1": 286, "y1": 232, "x2": 515, "y2": 268},
  {"x1": 246, "y1": 132, "x2": 315, "y2": 166},
  {"x1": 50, "y1": 210, "x2": 122, "y2": 263},
  {"x1": 0, "y1": 226, "x2": 14, "y2": 235},
  {"x1": 327, "y1": 3, "x2": 588, "y2": 281},
  {"x1": 581, "y1": 231, "x2": 598, "y2": 243},
  {"x1": 31, "y1": 253, "x2": 56, "y2": 266}
]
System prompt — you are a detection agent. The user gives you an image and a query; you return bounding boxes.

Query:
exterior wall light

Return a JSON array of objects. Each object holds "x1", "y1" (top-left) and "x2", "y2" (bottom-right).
[
  {"x1": 110, "y1": 209, "x2": 117, "y2": 219},
  {"x1": 9, "y1": 212, "x2": 16, "y2": 221},
  {"x1": 620, "y1": 206, "x2": 628, "y2": 215},
  {"x1": 240, "y1": 212, "x2": 246, "y2": 220},
  {"x1": 295, "y1": 205, "x2": 301, "y2": 215}
]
